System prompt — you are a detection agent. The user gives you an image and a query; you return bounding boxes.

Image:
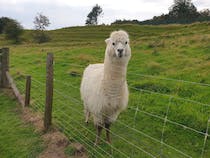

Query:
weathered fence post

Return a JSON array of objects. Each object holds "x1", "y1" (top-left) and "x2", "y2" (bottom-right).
[
  {"x1": 25, "y1": 76, "x2": 31, "y2": 107},
  {"x1": 44, "y1": 53, "x2": 54, "y2": 130},
  {"x1": 1, "y1": 48, "x2": 9, "y2": 88}
]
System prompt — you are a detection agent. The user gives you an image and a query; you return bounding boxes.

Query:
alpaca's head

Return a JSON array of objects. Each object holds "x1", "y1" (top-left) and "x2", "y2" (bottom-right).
[{"x1": 105, "y1": 30, "x2": 131, "y2": 64}]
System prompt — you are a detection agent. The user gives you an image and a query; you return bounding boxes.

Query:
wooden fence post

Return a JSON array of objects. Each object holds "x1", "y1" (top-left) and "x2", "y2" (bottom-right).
[
  {"x1": 25, "y1": 76, "x2": 31, "y2": 107},
  {"x1": 44, "y1": 53, "x2": 54, "y2": 130},
  {"x1": 0, "y1": 48, "x2": 2, "y2": 88},
  {"x1": 1, "y1": 48, "x2": 9, "y2": 88}
]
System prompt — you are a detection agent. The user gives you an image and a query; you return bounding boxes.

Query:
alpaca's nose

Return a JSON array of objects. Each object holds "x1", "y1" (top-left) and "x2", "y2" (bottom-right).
[{"x1": 117, "y1": 49, "x2": 123, "y2": 57}]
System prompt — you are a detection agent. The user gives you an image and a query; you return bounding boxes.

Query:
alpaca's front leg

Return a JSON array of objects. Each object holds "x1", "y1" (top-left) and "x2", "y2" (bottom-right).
[
  {"x1": 105, "y1": 122, "x2": 111, "y2": 143},
  {"x1": 84, "y1": 108, "x2": 90, "y2": 124},
  {"x1": 95, "y1": 125, "x2": 103, "y2": 145}
]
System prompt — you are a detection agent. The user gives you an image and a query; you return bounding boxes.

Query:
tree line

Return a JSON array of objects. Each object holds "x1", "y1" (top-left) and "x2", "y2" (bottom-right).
[{"x1": 112, "y1": 0, "x2": 210, "y2": 25}]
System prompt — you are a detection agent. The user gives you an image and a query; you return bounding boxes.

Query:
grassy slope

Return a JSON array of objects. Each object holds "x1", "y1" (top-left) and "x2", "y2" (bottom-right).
[
  {"x1": 0, "y1": 91, "x2": 44, "y2": 158},
  {"x1": 0, "y1": 22, "x2": 210, "y2": 157}
]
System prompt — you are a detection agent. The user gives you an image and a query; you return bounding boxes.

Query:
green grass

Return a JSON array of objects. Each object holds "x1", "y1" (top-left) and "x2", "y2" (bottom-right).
[
  {"x1": 0, "y1": 91, "x2": 44, "y2": 158},
  {"x1": 0, "y1": 22, "x2": 210, "y2": 157}
]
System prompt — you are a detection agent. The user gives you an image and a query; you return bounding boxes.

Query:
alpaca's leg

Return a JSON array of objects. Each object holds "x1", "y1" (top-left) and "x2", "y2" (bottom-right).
[
  {"x1": 84, "y1": 108, "x2": 90, "y2": 123},
  {"x1": 94, "y1": 125, "x2": 103, "y2": 145},
  {"x1": 105, "y1": 122, "x2": 111, "y2": 143}
]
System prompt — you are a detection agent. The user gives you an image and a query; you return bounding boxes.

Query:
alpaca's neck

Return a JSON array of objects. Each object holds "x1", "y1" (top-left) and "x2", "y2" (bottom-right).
[
  {"x1": 102, "y1": 54, "x2": 128, "y2": 98},
  {"x1": 103, "y1": 57, "x2": 127, "y2": 82}
]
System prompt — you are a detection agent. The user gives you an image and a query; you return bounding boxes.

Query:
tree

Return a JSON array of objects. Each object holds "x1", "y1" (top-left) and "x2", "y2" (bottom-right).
[
  {"x1": 169, "y1": 0, "x2": 199, "y2": 23},
  {"x1": 0, "y1": 17, "x2": 12, "y2": 34},
  {"x1": 86, "y1": 4, "x2": 103, "y2": 25},
  {"x1": 33, "y1": 13, "x2": 50, "y2": 43},
  {"x1": 34, "y1": 13, "x2": 50, "y2": 31},
  {"x1": 198, "y1": 9, "x2": 210, "y2": 22},
  {"x1": 4, "y1": 19, "x2": 23, "y2": 43},
  {"x1": 200, "y1": 9, "x2": 210, "y2": 16}
]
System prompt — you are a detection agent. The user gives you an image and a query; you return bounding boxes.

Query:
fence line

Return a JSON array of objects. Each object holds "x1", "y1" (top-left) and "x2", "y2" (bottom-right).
[
  {"x1": 54, "y1": 109, "x2": 116, "y2": 158},
  {"x1": 3, "y1": 49, "x2": 209, "y2": 158},
  {"x1": 53, "y1": 78, "x2": 209, "y2": 136},
  {"x1": 54, "y1": 98, "x2": 157, "y2": 158},
  {"x1": 26, "y1": 75, "x2": 208, "y2": 158},
  {"x1": 51, "y1": 83, "x2": 192, "y2": 158},
  {"x1": 53, "y1": 78, "x2": 210, "y2": 108},
  {"x1": 54, "y1": 98, "x2": 158, "y2": 157},
  {"x1": 54, "y1": 85, "x2": 158, "y2": 156},
  {"x1": 14, "y1": 68, "x2": 210, "y2": 109},
  {"x1": 128, "y1": 106, "x2": 208, "y2": 136},
  {"x1": 33, "y1": 77, "x2": 133, "y2": 157},
  {"x1": 55, "y1": 119, "x2": 106, "y2": 158}
]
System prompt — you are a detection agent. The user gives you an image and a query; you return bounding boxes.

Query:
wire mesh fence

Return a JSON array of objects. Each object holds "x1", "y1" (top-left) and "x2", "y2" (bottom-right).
[{"x1": 8, "y1": 54, "x2": 210, "y2": 158}]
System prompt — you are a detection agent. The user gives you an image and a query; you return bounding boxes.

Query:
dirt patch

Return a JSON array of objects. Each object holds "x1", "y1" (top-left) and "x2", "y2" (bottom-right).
[
  {"x1": 22, "y1": 108, "x2": 44, "y2": 132},
  {"x1": 39, "y1": 130, "x2": 69, "y2": 158},
  {"x1": 70, "y1": 143, "x2": 87, "y2": 158}
]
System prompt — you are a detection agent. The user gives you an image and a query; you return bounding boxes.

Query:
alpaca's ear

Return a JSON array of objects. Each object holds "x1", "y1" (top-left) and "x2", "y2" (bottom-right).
[{"x1": 105, "y1": 38, "x2": 110, "y2": 44}]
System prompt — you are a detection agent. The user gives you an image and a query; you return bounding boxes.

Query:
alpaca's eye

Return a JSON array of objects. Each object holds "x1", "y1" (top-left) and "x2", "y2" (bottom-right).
[
  {"x1": 125, "y1": 41, "x2": 128, "y2": 45},
  {"x1": 112, "y1": 42, "x2": 115, "y2": 46}
]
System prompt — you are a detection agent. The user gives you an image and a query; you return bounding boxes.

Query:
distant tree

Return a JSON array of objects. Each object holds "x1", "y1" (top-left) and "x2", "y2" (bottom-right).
[
  {"x1": 34, "y1": 13, "x2": 50, "y2": 30},
  {"x1": 199, "y1": 9, "x2": 210, "y2": 17},
  {"x1": 4, "y1": 19, "x2": 23, "y2": 43},
  {"x1": 169, "y1": 0, "x2": 199, "y2": 23},
  {"x1": 86, "y1": 4, "x2": 103, "y2": 25},
  {"x1": 33, "y1": 13, "x2": 50, "y2": 43},
  {"x1": 0, "y1": 17, "x2": 13, "y2": 34},
  {"x1": 198, "y1": 9, "x2": 210, "y2": 21}
]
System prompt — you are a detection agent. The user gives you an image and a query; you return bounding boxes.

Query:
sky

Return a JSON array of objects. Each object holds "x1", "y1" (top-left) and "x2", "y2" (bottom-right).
[{"x1": 0, "y1": 0, "x2": 210, "y2": 30}]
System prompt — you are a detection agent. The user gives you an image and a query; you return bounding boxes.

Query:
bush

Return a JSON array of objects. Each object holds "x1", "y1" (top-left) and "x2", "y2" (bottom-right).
[
  {"x1": 33, "y1": 31, "x2": 50, "y2": 43},
  {"x1": 4, "y1": 19, "x2": 23, "y2": 43}
]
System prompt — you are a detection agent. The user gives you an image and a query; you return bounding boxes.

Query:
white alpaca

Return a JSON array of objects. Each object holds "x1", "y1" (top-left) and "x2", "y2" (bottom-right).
[{"x1": 80, "y1": 30, "x2": 131, "y2": 144}]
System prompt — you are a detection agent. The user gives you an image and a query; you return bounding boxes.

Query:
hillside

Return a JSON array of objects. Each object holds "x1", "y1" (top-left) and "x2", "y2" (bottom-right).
[{"x1": 0, "y1": 22, "x2": 210, "y2": 157}]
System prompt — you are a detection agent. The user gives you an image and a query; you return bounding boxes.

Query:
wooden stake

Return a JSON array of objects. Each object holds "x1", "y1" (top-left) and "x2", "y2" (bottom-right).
[
  {"x1": 25, "y1": 76, "x2": 31, "y2": 107},
  {"x1": 44, "y1": 53, "x2": 54, "y2": 130}
]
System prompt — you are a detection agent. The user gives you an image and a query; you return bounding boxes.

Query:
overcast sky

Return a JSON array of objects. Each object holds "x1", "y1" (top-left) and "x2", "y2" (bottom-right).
[{"x1": 0, "y1": 0, "x2": 209, "y2": 30}]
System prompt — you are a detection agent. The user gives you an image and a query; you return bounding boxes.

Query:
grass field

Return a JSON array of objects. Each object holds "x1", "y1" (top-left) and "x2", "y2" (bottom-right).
[
  {"x1": 0, "y1": 91, "x2": 44, "y2": 158},
  {"x1": 0, "y1": 22, "x2": 210, "y2": 157}
]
